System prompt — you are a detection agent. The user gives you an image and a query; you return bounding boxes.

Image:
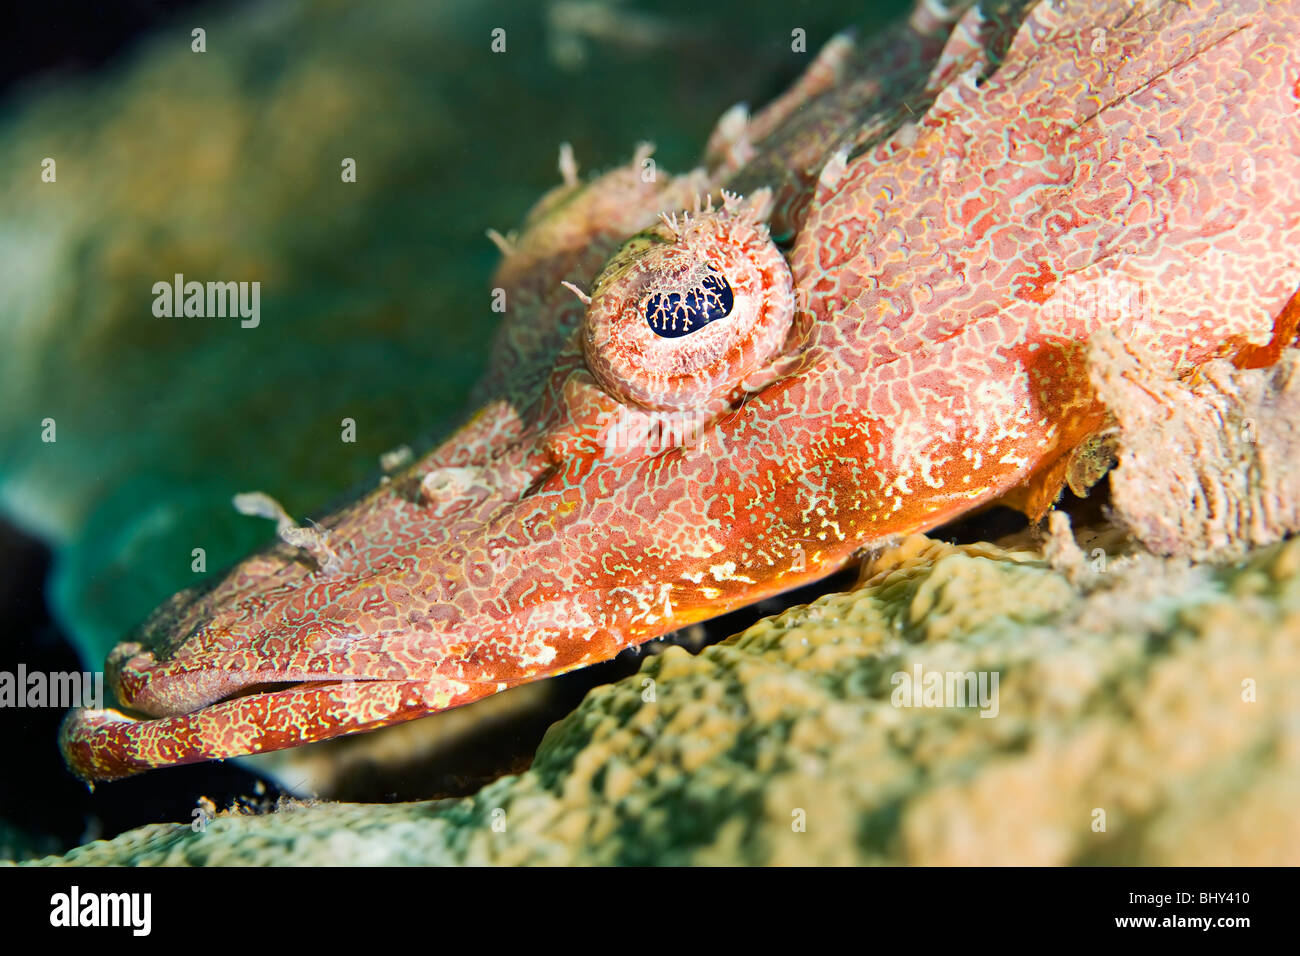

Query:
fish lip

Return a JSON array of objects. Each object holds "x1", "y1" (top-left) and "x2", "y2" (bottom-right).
[
  {"x1": 61, "y1": 672, "x2": 510, "y2": 783},
  {"x1": 58, "y1": 679, "x2": 393, "y2": 783},
  {"x1": 107, "y1": 642, "x2": 390, "y2": 719},
  {"x1": 98, "y1": 676, "x2": 379, "y2": 721}
]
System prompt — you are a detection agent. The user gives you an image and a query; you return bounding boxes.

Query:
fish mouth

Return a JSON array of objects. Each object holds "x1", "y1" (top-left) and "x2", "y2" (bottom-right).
[
  {"x1": 60, "y1": 668, "x2": 511, "y2": 783},
  {"x1": 58, "y1": 617, "x2": 523, "y2": 782}
]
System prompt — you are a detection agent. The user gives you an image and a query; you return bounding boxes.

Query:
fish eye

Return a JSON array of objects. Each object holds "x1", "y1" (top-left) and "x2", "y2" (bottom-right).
[
  {"x1": 644, "y1": 267, "x2": 735, "y2": 338},
  {"x1": 580, "y1": 190, "x2": 795, "y2": 411}
]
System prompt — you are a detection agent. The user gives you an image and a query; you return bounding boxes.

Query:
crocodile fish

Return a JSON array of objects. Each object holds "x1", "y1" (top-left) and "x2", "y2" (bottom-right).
[{"x1": 62, "y1": 0, "x2": 1300, "y2": 781}]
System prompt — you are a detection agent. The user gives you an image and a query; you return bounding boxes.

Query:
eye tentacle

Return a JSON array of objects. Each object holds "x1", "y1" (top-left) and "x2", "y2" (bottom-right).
[
  {"x1": 580, "y1": 189, "x2": 796, "y2": 412},
  {"x1": 560, "y1": 280, "x2": 592, "y2": 306}
]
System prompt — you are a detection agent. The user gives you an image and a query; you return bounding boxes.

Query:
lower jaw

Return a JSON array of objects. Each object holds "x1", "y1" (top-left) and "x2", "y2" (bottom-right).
[{"x1": 59, "y1": 676, "x2": 497, "y2": 784}]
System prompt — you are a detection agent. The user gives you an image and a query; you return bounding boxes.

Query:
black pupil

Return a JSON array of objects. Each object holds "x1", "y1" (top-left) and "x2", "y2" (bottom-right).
[{"x1": 644, "y1": 270, "x2": 734, "y2": 338}]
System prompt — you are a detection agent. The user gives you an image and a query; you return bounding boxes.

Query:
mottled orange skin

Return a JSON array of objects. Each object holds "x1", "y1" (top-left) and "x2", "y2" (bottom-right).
[{"x1": 63, "y1": 0, "x2": 1300, "y2": 781}]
